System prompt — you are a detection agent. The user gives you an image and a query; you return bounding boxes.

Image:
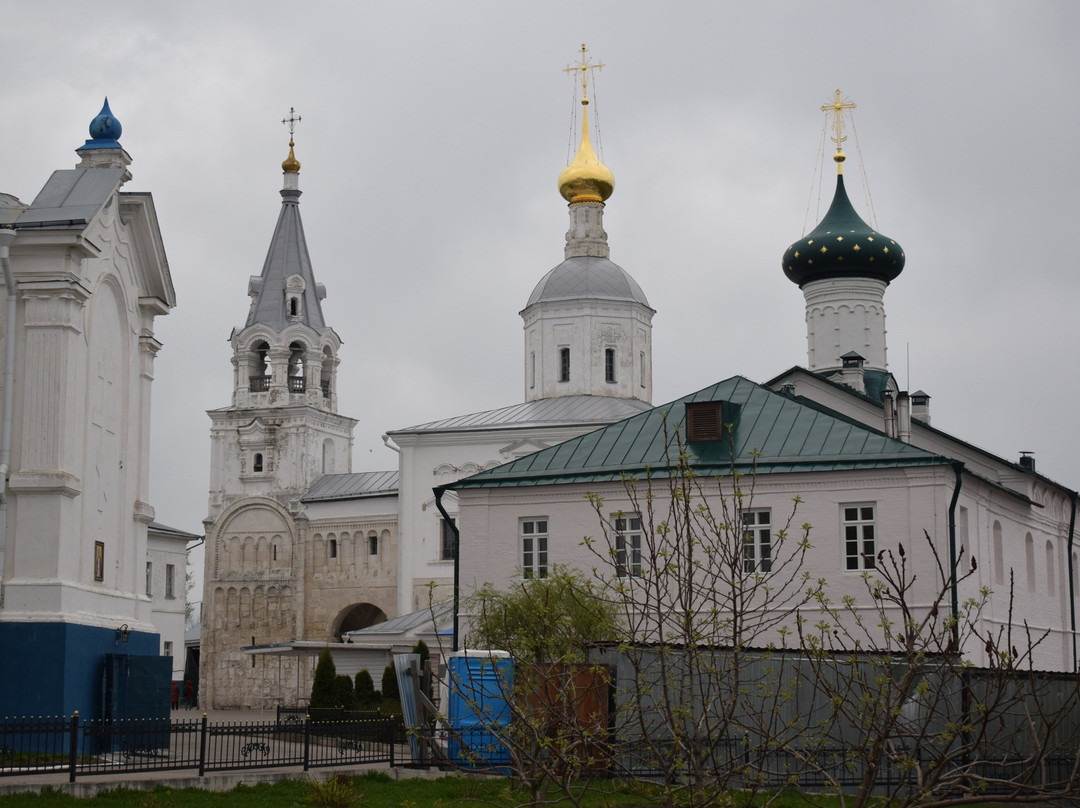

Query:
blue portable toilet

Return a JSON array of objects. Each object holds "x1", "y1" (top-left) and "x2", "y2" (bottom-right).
[{"x1": 445, "y1": 650, "x2": 513, "y2": 769}]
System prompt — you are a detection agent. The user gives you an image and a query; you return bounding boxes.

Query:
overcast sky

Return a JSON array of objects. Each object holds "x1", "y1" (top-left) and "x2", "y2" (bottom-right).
[{"x1": 3, "y1": 2, "x2": 1078, "y2": 607}]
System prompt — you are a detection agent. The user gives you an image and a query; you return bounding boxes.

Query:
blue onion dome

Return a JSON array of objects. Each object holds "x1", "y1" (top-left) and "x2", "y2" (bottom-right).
[
  {"x1": 782, "y1": 174, "x2": 904, "y2": 287},
  {"x1": 80, "y1": 98, "x2": 123, "y2": 150}
]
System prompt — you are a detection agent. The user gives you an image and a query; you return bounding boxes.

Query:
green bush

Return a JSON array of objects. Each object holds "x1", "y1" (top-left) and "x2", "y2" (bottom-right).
[
  {"x1": 381, "y1": 663, "x2": 399, "y2": 702},
  {"x1": 309, "y1": 648, "x2": 337, "y2": 709},
  {"x1": 354, "y1": 669, "x2": 378, "y2": 709},
  {"x1": 333, "y1": 674, "x2": 354, "y2": 709}
]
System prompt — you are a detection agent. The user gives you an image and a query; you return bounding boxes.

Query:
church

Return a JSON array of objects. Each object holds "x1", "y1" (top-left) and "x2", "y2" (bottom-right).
[
  {"x1": 446, "y1": 94, "x2": 1078, "y2": 673},
  {"x1": 0, "y1": 101, "x2": 180, "y2": 718},
  {"x1": 199, "y1": 70, "x2": 1078, "y2": 709}
]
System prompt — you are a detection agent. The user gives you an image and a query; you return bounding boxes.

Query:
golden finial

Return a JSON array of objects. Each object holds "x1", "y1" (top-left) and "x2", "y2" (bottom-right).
[
  {"x1": 821, "y1": 90, "x2": 856, "y2": 173},
  {"x1": 558, "y1": 44, "x2": 614, "y2": 204},
  {"x1": 281, "y1": 107, "x2": 301, "y2": 173}
]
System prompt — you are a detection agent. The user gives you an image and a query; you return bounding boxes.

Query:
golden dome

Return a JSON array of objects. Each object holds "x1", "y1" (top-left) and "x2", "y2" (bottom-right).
[
  {"x1": 282, "y1": 138, "x2": 301, "y2": 173},
  {"x1": 558, "y1": 99, "x2": 614, "y2": 204}
]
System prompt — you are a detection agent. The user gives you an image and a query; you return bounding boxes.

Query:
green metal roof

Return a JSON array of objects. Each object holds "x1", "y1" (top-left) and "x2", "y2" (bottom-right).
[{"x1": 447, "y1": 376, "x2": 946, "y2": 490}]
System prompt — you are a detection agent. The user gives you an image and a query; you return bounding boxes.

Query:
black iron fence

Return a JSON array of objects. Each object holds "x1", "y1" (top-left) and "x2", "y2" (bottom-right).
[{"x1": 0, "y1": 712, "x2": 397, "y2": 782}]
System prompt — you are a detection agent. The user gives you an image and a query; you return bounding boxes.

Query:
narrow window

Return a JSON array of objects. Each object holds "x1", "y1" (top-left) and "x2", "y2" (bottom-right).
[
  {"x1": 165, "y1": 563, "x2": 175, "y2": 599},
  {"x1": 640, "y1": 351, "x2": 646, "y2": 388},
  {"x1": 163, "y1": 641, "x2": 173, "y2": 657},
  {"x1": 530, "y1": 352, "x2": 536, "y2": 389},
  {"x1": 521, "y1": 519, "x2": 548, "y2": 579},
  {"x1": 605, "y1": 348, "x2": 616, "y2": 383},
  {"x1": 1025, "y1": 533, "x2": 1036, "y2": 592},
  {"x1": 253, "y1": 453, "x2": 263, "y2": 473},
  {"x1": 559, "y1": 347, "x2": 570, "y2": 383},
  {"x1": 94, "y1": 541, "x2": 105, "y2": 582},
  {"x1": 369, "y1": 533, "x2": 378, "y2": 555},
  {"x1": 993, "y1": 521, "x2": 1004, "y2": 586},
  {"x1": 146, "y1": 562, "x2": 153, "y2": 597},
  {"x1": 614, "y1": 514, "x2": 642, "y2": 577},
  {"x1": 1046, "y1": 540, "x2": 1056, "y2": 597},
  {"x1": 329, "y1": 539, "x2": 337, "y2": 559},
  {"x1": 842, "y1": 504, "x2": 876, "y2": 571},
  {"x1": 272, "y1": 544, "x2": 278, "y2": 562},
  {"x1": 440, "y1": 518, "x2": 456, "y2": 561},
  {"x1": 289, "y1": 297, "x2": 299, "y2": 316},
  {"x1": 743, "y1": 509, "x2": 772, "y2": 573}
]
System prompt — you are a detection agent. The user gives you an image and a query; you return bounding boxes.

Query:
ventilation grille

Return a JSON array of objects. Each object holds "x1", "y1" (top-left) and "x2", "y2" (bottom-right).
[{"x1": 686, "y1": 401, "x2": 725, "y2": 442}]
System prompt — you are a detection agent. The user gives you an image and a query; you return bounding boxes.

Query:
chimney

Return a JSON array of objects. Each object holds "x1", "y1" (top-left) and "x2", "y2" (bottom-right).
[
  {"x1": 838, "y1": 351, "x2": 866, "y2": 395},
  {"x1": 780, "y1": 382, "x2": 796, "y2": 397},
  {"x1": 1019, "y1": 451, "x2": 1035, "y2": 472},
  {"x1": 883, "y1": 392, "x2": 897, "y2": 439},
  {"x1": 911, "y1": 390, "x2": 931, "y2": 424},
  {"x1": 896, "y1": 391, "x2": 911, "y2": 443}
]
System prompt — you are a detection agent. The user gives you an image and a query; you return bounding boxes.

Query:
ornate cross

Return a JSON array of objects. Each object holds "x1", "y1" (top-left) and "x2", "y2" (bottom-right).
[
  {"x1": 564, "y1": 43, "x2": 604, "y2": 101},
  {"x1": 281, "y1": 107, "x2": 302, "y2": 137},
  {"x1": 821, "y1": 90, "x2": 856, "y2": 156}
]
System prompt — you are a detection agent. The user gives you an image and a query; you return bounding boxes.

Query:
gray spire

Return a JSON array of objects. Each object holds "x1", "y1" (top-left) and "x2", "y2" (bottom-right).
[{"x1": 246, "y1": 153, "x2": 328, "y2": 333}]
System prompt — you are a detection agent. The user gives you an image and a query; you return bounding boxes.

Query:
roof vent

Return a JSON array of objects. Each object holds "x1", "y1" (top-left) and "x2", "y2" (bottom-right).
[
  {"x1": 1019, "y1": 451, "x2": 1035, "y2": 472},
  {"x1": 841, "y1": 351, "x2": 865, "y2": 369},
  {"x1": 685, "y1": 401, "x2": 736, "y2": 443},
  {"x1": 779, "y1": 382, "x2": 796, "y2": 397}
]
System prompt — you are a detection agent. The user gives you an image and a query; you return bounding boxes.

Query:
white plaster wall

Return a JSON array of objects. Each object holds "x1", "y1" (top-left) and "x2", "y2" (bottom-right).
[{"x1": 803, "y1": 277, "x2": 888, "y2": 372}]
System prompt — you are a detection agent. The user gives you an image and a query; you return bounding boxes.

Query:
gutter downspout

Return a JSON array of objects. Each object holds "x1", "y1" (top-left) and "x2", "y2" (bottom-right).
[
  {"x1": 948, "y1": 461, "x2": 964, "y2": 644},
  {"x1": 1067, "y1": 492, "x2": 1078, "y2": 672},
  {"x1": 0, "y1": 227, "x2": 18, "y2": 607},
  {"x1": 433, "y1": 486, "x2": 459, "y2": 652}
]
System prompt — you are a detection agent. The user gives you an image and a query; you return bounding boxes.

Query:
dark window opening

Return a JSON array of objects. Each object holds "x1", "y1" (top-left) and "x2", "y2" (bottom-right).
[
  {"x1": 605, "y1": 348, "x2": 616, "y2": 383},
  {"x1": 253, "y1": 453, "x2": 264, "y2": 473},
  {"x1": 559, "y1": 347, "x2": 570, "y2": 383},
  {"x1": 329, "y1": 539, "x2": 337, "y2": 559},
  {"x1": 369, "y1": 534, "x2": 378, "y2": 555},
  {"x1": 441, "y1": 518, "x2": 456, "y2": 561}
]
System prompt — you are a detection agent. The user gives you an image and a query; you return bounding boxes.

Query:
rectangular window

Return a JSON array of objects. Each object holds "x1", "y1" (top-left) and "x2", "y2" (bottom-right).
[
  {"x1": 743, "y1": 509, "x2": 772, "y2": 573},
  {"x1": 521, "y1": 519, "x2": 548, "y2": 579},
  {"x1": 559, "y1": 347, "x2": 570, "y2": 383},
  {"x1": 440, "y1": 518, "x2": 456, "y2": 561},
  {"x1": 605, "y1": 348, "x2": 616, "y2": 383},
  {"x1": 369, "y1": 534, "x2": 378, "y2": 555},
  {"x1": 614, "y1": 514, "x2": 642, "y2": 577},
  {"x1": 163, "y1": 641, "x2": 173, "y2": 657},
  {"x1": 842, "y1": 504, "x2": 876, "y2": 571},
  {"x1": 146, "y1": 562, "x2": 153, "y2": 597},
  {"x1": 329, "y1": 538, "x2": 338, "y2": 559},
  {"x1": 530, "y1": 352, "x2": 536, "y2": 389},
  {"x1": 94, "y1": 542, "x2": 105, "y2": 582},
  {"x1": 640, "y1": 351, "x2": 646, "y2": 388},
  {"x1": 165, "y1": 563, "x2": 176, "y2": 599}
]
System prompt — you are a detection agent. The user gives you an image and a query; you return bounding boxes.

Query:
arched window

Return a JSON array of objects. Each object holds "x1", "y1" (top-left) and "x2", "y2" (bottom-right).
[
  {"x1": 253, "y1": 453, "x2": 263, "y2": 473},
  {"x1": 288, "y1": 342, "x2": 306, "y2": 392},
  {"x1": 369, "y1": 532, "x2": 378, "y2": 555},
  {"x1": 329, "y1": 539, "x2": 337, "y2": 560},
  {"x1": 320, "y1": 346, "x2": 334, "y2": 398},
  {"x1": 250, "y1": 341, "x2": 270, "y2": 392}
]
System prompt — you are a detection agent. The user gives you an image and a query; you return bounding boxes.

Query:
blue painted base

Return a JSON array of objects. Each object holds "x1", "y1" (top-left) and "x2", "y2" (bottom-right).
[{"x1": 0, "y1": 622, "x2": 158, "y2": 720}]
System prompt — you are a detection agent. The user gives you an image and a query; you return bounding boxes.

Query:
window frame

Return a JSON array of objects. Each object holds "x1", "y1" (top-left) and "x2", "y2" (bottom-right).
[
  {"x1": 146, "y1": 561, "x2": 153, "y2": 597},
  {"x1": 605, "y1": 347, "x2": 616, "y2": 383},
  {"x1": 614, "y1": 513, "x2": 642, "y2": 577},
  {"x1": 440, "y1": 517, "x2": 456, "y2": 561},
  {"x1": 165, "y1": 563, "x2": 176, "y2": 599},
  {"x1": 520, "y1": 518, "x2": 549, "y2": 579},
  {"x1": 559, "y1": 347, "x2": 570, "y2": 383},
  {"x1": 742, "y1": 509, "x2": 772, "y2": 573},
  {"x1": 842, "y1": 503, "x2": 876, "y2": 571}
]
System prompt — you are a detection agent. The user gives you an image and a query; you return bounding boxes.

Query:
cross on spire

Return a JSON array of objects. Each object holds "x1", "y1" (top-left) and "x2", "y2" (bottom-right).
[
  {"x1": 821, "y1": 90, "x2": 856, "y2": 170},
  {"x1": 564, "y1": 43, "x2": 604, "y2": 103},
  {"x1": 281, "y1": 107, "x2": 302, "y2": 138}
]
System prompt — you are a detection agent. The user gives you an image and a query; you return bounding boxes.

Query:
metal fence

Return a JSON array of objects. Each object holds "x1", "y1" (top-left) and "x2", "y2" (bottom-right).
[{"x1": 0, "y1": 712, "x2": 397, "y2": 782}]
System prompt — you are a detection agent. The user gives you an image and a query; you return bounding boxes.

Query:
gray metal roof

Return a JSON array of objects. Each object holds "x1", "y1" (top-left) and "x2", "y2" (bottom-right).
[
  {"x1": 148, "y1": 521, "x2": 203, "y2": 541},
  {"x1": 15, "y1": 168, "x2": 124, "y2": 229},
  {"x1": 390, "y1": 394, "x2": 653, "y2": 436},
  {"x1": 302, "y1": 470, "x2": 399, "y2": 502},
  {"x1": 525, "y1": 255, "x2": 651, "y2": 308},
  {"x1": 342, "y1": 601, "x2": 452, "y2": 639},
  {"x1": 246, "y1": 188, "x2": 328, "y2": 333}
]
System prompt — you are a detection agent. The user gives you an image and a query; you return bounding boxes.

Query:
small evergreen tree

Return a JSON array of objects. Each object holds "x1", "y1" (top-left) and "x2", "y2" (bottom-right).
[
  {"x1": 381, "y1": 662, "x2": 399, "y2": 701},
  {"x1": 309, "y1": 648, "x2": 337, "y2": 709},
  {"x1": 354, "y1": 669, "x2": 378, "y2": 709},
  {"x1": 334, "y1": 674, "x2": 355, "y2": 709}
]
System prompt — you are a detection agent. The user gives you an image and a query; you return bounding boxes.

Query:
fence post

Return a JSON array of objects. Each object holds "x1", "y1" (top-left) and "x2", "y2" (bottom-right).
[
  {"x1": 388, "y1": 718, "x2": 394, "y2": 767},
  {"x1": 198, "y1": 712, "x2": 208, "y2": 777},
  {"x1": 303, "y1": 715, "x2": 311, "y2": 772},
  {"x1": 68, "y1": 712, "x2": 79, "y2": 784}
]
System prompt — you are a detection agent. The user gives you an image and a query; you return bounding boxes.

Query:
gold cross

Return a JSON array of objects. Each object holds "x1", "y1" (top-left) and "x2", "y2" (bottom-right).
[
  {"x1": 281, "y1": 107, "x2": 302, "y2": 137},
  {"x1": 564, "y1": 43, "x2": 604, "y2": 102},
  {"x1": 821, "y1": 90, "x2": 856, "y2": 156}
]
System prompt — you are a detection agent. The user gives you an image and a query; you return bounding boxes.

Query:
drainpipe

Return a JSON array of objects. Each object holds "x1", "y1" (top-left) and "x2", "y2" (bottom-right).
[
  {"x1": 433, "y1": 486, "x2": 459, "y2": 652},
  {"x1": 1067, "y1": 492, "x2": 1077, "y2": 672},
  {"x1": 0, "y1": 227, "x2": 18, "y2": 607},
  {"x1": 947, "y1": 461, "x2": 964, "y2": 644}
]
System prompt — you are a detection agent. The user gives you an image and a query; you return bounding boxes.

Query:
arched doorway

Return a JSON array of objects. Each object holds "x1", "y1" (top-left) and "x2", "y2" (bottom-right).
[{"x1": 334, "y1": 603, "x2": 388, "y2": 636}]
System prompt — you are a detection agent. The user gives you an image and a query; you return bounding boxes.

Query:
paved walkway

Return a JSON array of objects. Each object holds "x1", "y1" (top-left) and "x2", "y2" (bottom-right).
[{"x1": 0, "y1": 709, "x2": 440, "y2": 797}]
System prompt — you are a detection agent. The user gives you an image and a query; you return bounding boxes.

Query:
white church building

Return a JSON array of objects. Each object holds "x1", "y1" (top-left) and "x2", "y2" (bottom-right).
[{"x1": 0, "y1": 101, "x2": 179, "y2": 718}]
